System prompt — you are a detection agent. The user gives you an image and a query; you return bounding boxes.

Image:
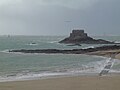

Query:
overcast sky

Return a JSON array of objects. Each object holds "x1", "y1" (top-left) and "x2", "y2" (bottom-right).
[{"x1": 0, "y1": 0, "x2": 120, "y2": 36}]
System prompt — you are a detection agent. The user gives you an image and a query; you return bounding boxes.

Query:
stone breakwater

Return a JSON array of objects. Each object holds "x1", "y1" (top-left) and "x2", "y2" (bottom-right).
[{"x1": 9, "y1": 45, "x2": 120, "y2": 54}]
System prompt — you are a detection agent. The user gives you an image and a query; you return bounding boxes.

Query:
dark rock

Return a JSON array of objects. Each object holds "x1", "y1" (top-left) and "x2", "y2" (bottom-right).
[
  {"x1": 67, "y1": 43, "x2": 81, "y2": 46},
  {"x1": 59, "y1": 30, "x2": 114, "y2": 44},
  {"x1": 31, "y1": 43, "x2": 36, "y2": 44},
  {"x1": 9, "y1": 45, "x2": 120, "y2": 54}
]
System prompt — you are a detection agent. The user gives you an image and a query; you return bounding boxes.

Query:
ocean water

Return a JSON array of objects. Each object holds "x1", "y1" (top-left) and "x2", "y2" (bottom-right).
[{"x1": 0, "y1": 35, "x2": 120, "y2": 82}]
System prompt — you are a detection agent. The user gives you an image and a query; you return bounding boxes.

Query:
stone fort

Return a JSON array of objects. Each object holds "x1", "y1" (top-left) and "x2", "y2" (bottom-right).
[{"x1": 70, "y1": 29, "x2": 88, "y2": 39}]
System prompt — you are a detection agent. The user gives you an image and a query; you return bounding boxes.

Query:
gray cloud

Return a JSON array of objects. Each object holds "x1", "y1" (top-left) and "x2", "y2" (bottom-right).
[
  {"x1": 40, "y1": 0, "x2": 98, "y2": 9},
  {"x1": 0, "y1": 0, "x2": 120, "y2": 35},
  {"x1": 0, "y1": 0, "x2": 98, "y2": 9}
]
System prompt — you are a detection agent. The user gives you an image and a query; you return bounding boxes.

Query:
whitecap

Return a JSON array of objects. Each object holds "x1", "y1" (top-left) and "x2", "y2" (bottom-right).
[
  {"x1": 49, "y1": 41, "x2": 58, "y2": 43},
  {"x1": 83, "y1": 46, "x2": 95, "y2": 49},
  {"x1": 27, "y1": 43, "x2": 38, "y2": 46},
  {"x1": 115, "y1": 41, "x2": 120, "y2": 43}
]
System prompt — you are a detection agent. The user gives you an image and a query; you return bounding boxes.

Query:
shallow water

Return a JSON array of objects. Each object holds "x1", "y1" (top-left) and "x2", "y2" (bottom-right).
[{"x1": 0, "y1": 36, "x2": 120, "y2": 82}]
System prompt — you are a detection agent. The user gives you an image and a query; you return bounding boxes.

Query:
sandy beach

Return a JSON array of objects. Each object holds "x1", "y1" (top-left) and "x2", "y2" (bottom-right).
[
  {"x1": 0, "y1": 76, "x2": 120, "y2": 90},
  {"x1": 88, "y1": 49, "x2": 120, "y2": 59},
  {"x1": 0, "y1": 50, "x2": 120, "y2": 90}
]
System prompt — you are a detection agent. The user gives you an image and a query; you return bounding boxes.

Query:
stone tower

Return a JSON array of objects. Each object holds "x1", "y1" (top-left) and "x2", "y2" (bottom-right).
[{"x1": 70, "y1": 30, "x2": 88, "y2": 39}]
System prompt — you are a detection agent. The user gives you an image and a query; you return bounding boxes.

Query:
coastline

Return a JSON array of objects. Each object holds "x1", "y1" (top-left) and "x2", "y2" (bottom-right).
[
  {"x1": 1, "y1": 49, "x2": 120, "y2": 90},
  {"x1": 87, "y1": 49, "x2": 120, "y2": 60},
  {"x1": 1, "y1": 49, "x2": 120, "y2": 80}
]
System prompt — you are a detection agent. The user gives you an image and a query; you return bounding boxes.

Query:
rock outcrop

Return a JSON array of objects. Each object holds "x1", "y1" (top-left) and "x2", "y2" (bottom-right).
[
  {"x1": 59, "y1": 30, "x2": 114, "y2": 44},
  {"x1": 9, "y1": 45, "x2": 120, "y2": 54}
]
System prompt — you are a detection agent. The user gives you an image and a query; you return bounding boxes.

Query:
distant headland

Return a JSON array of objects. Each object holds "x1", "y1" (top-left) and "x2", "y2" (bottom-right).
[{"x1": 59, "y1": 29, "x2": 114, "y2": 44}]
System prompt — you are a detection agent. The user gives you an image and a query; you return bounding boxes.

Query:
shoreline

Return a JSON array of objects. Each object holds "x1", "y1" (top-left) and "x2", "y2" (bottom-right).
[
  {"x1": 0, "y1": 75, "x2": 120, "y2": 90},
  {"x1": 87, "y1": 49, "x2": 120, "y2": 60},
  {"x1": 1, "y1": 48, "x2": 120, "y2": 83},
  {"x1": 0, "y1": 71, "x2": 120, "y2": 83},
  {"x1": 0, "y1": 50, "x2": 120, "y2": 83},
  {"x1": 0, "y1": 50, "x2": 120, "y2": 90}
]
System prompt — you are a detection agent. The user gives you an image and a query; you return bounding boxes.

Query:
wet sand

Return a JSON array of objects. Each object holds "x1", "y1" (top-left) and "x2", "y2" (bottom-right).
[
  {"x1": 115, "y1": 53, "x2": 120, "y2": 59},
  {"x1": 88, "y1": 49, "x2": 120, "y2": 59},
  {"x1": 0, "y1": 76, "x2": 120, "y2": 90}
]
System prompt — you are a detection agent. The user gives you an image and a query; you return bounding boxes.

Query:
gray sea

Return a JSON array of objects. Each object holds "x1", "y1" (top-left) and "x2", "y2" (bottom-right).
[{"x1": 0, "y1": 35, "x2": 120, "y2": 82}]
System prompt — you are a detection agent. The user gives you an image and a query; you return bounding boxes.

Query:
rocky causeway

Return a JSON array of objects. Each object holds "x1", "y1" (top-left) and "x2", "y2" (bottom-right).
[{"x1": 9, "y1": 45, "x2": 120, "y2": 54}]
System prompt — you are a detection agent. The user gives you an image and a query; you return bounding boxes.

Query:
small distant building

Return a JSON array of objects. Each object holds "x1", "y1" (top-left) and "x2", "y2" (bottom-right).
[{"x1": 70, "y1": 29, "x2": 88, "y2": 39}]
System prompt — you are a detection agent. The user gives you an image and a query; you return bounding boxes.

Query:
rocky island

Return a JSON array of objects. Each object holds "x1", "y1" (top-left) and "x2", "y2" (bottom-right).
[
  {"x1": 59, "y1": 30, "x2": 114, "y2": 44},
  {"x1": 8, "y1": 30, "x2": 120, "y2": 57}
]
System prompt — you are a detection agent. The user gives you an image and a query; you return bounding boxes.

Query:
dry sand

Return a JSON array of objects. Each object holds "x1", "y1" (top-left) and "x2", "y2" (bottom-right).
[
  {"x1": 0, "y1": 76, "x2": 120, "y2": 90},
  {"x1": 0, "y1": 50, "x2": 120, "y2": 90},
  {"x1": 88, "y1": 49, "x2": 120, "y2": 59},
  {"x1": 115, "y1": 53, "x2": 120, "y2": 59}
]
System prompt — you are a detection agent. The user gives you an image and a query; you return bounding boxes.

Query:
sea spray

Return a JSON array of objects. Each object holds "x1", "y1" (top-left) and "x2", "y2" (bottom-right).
[{"x1": 99, "y1": 57, "x2": 115, "y2": 76}]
